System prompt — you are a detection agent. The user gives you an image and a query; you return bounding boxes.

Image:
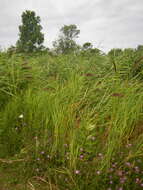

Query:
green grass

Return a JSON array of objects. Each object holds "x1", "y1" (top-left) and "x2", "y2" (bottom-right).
[{"x1": 0, "y1": 52, "x2": 143, "y2": 189}]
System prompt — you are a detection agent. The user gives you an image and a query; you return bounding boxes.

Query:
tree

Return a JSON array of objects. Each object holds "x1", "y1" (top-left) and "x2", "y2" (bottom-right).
[
  {"x1": 16, "y1": 10, "x2": 44, "y2": 53},
  {"x1": 53, "y1": 24, "x2": 80, "y2": 54},
  {"x1": 82, "y1": 42, "x2": 93, "y2": 51}
]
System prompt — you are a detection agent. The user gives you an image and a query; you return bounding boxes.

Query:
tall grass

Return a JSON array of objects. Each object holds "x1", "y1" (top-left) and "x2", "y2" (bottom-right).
[{"x1": 0, "y1": 52, "x2": 143, "y2": 189}]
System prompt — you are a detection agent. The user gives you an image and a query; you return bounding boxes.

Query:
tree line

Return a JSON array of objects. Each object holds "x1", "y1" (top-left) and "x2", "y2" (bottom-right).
[
  {"x1": 5, "y1": 10, "x2": 143, "y2": 57},
  {"x1": 7, "y1": 10, "x2": 99, "y2": 55}
]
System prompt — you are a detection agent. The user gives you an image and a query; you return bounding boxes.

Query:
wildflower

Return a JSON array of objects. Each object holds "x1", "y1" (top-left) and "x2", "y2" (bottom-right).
[
  {"x1": 75, "y1": 170, "x2": 80, "y2": 174},
  {"x1": 135, "y1": 178, "x2": 140, "y2": 184},
  {"x1": 91, "y1": 136, "x2": 96, "y2": 140},
  {"x1": 125, "y1": 162, "x2": 131, "y2": 167},
  {"x1": 36, "y1": 158, "x2": 40, "y2": 161},
  {"x1": 47, "y1": 155, "x2": 50, "y2": 159},
  {"x1": 64, "y1": 144, "x2": 68, "y2": 147},
  {"x1": 120, "y1": 177, "x2": 126, "y2": 184},
  {"x1": 96, "y1": 170, "x2": 101, "y2": 175},
  {"x1": 40, "y1": 151, "x2": 45, "y2": 155},
  {"x1": 35, "y1": 168, "x2": 39, "y2": 172},
  {"x1": 118, "y1": 188, "x2": 123, "y2": 190},
  {"x1": 80, "y1": 155, "x2": 84, "y2": 159},
  {"x1": 134, "y1": 166, "x2": 140, "y2": 173},
  {"x1": 109, "y1": 180, "x2": 113, "y2": 184},
  {"x1": 141, "y1": 184, "x2": 143, "y2": 187},
  {"x1": 19, "y1": 114, "x2": 24, "y2": 119},
  {"x1": 80, "y1": 148, "x2": 83, "y2": 152}
]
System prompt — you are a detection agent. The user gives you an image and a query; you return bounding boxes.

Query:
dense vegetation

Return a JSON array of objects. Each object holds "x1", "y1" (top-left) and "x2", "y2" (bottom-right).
[
  {"x1": 0, "y1": 48, "x2": 143, "y2": 190},
  {"x1": 1, "y1": 10, "x2": 143, "y2": 190}
]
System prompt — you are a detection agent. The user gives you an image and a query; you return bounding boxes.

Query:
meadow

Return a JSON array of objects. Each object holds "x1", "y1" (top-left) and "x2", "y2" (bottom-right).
[{"x1": 0, "y1": 50, "x2": 143, "y2": 189}]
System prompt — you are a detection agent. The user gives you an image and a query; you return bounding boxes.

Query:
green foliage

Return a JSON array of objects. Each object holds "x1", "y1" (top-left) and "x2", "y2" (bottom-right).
[
  {"x1": 108, "y1": 48, "x2": 123, "y2": 57},
  {"x1": 0, "y1": 52, "x2": 143, "y2": 189},
  {"x1": 53, "y1": 24, "x2": 80, "y2": 54},
  {"x1": 82, "y1": 42, "x2": 93, "y2": 50},
  {"x1": 16, "y1": 10, "x2": 44, "y2": 53}
]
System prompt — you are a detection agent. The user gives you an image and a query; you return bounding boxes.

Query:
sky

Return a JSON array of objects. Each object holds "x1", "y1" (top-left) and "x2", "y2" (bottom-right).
[{"x1": 0, "y1": 0, "x2": 143, "y2": 52}]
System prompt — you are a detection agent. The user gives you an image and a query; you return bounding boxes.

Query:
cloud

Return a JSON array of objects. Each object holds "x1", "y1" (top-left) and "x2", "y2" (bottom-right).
[{"x1": 0, "y1": 0, "x2": 143, "y2": 52}]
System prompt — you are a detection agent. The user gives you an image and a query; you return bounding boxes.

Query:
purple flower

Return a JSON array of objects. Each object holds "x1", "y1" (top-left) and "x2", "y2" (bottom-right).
[
  {"x1": 109, "y1": 180, "x2": 113, "y2": 184},
  {"x1": 41, "y1": 151, "x2": 45, "y2": 155},
  {"x1": 120, "y1": 177, "x2": 126, "y2": 184},
  {"x1": 80, "y1": 155, "x2": 84, "y2": 159},
  {"x1": 140, "y1": 184, "x2": 143, "y2": 187},
  {"x1": 36, "y1": 158, "x2": 40, "y2": 161}
]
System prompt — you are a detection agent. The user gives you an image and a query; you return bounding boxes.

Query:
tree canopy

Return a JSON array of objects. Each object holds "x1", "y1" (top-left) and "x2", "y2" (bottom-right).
[
  {"x1": 16, "y1": 10, "x2": 44, "y2": 53},
  {"x1": 53, "y1": 24, "x2": 80, "y2": 54}
]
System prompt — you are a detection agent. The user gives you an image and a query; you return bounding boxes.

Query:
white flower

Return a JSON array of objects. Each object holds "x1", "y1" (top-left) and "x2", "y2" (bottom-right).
[{"x1": 19, "y1": 114, "x2": 24, "y2": 119}]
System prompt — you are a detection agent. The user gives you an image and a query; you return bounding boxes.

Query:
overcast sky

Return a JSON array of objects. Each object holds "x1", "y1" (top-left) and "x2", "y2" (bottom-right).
[{"x1": 0, "y1": 0, "x2": 143, "y2": 52}]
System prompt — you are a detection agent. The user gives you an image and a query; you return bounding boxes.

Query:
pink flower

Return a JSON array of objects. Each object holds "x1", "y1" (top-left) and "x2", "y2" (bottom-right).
[
  {"x1": 80, "y1": 155, "x2": 84, "y2": 159},
  {"x1": 135, "y1": 178, "x2": 140, "y2": 184},
  {"x1": 125, "y1": 162, "x2": 131, "y2": 167},
  {"x1": 118, "y1": 188, "x2": 123, "y2": 190},
  {"x1": 75, "y1": 170, "x2": 80, "y2": 174}
]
